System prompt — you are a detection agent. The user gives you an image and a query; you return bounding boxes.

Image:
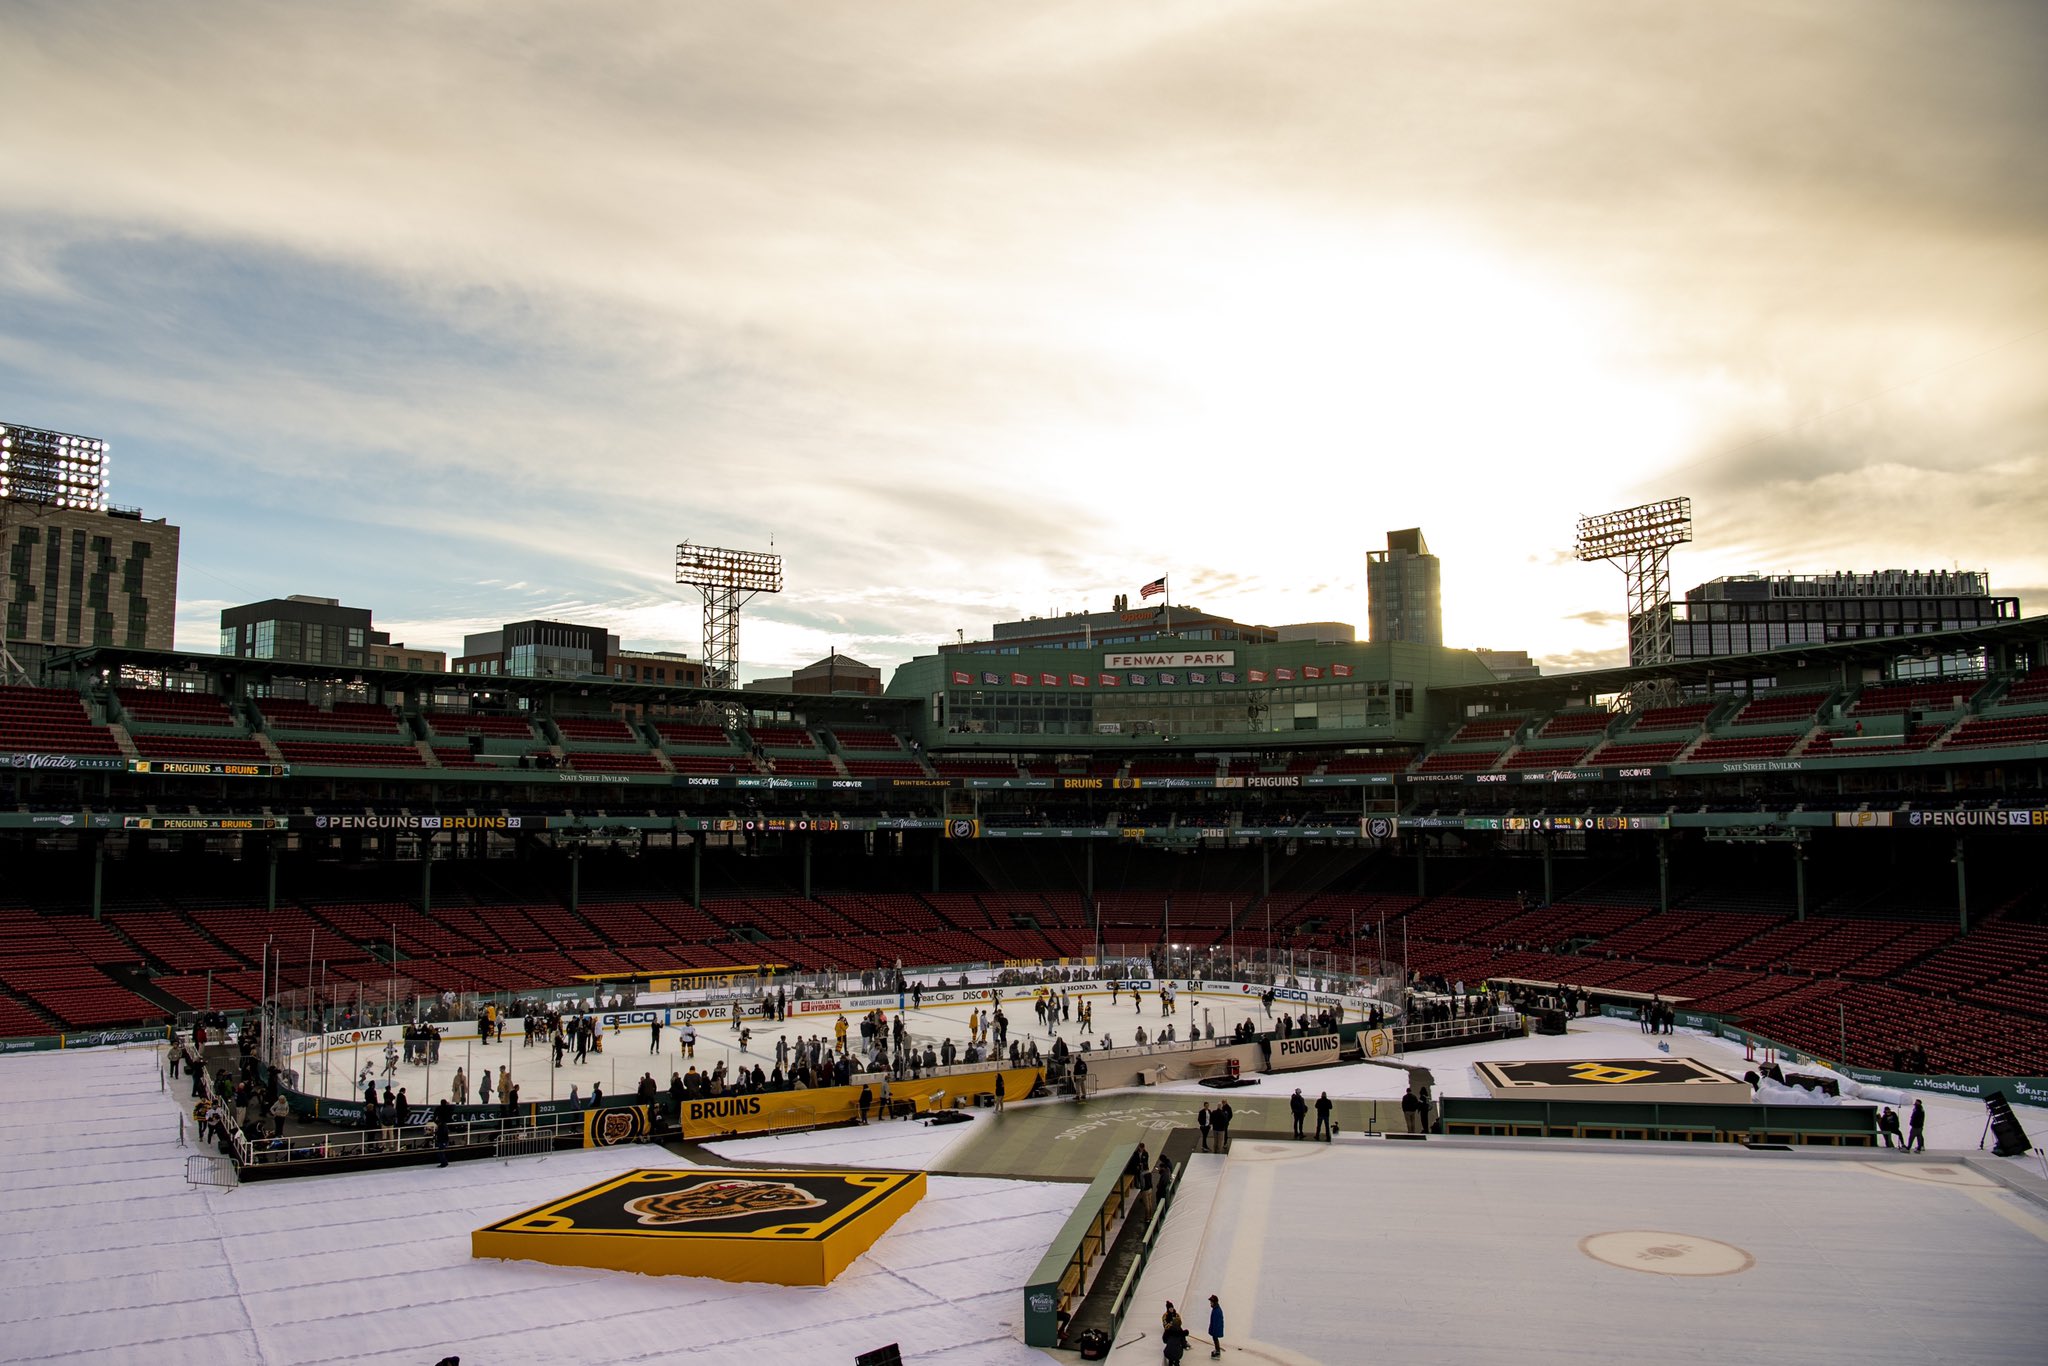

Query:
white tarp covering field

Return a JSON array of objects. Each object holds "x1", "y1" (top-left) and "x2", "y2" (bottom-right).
[{"x1": 0, "y1": 1045, "x2": 1077, "y2": 1365}]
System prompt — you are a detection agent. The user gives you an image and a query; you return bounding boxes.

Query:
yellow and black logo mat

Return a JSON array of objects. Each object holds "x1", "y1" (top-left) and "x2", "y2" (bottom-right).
[
  {"x1": 481, "y1": 1168, "x2": 921, "y2": 1242},
  {"x1": 1478, "y1": 1057, "x2": 1741, "y2": 1089}
]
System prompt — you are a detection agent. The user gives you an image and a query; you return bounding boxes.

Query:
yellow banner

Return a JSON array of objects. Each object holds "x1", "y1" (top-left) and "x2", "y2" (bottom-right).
[{"x1": 672, "y1": 1067, "x2": 1040, "y2": 1139}]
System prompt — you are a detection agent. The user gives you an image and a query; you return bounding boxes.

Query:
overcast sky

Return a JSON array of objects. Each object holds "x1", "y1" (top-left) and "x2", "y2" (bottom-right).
[{"x1": 3, "y1": 0, "x2": 2043, "y2": 679}]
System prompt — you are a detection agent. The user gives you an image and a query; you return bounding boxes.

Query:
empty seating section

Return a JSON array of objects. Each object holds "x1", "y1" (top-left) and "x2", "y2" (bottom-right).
[
  {"x1": 566, "y1": 750, "x2": 667, "y2": 773},
  {"x1": 830, "y1": 729, "x2": 906, "y2": 752},
  {"x1": 667, "y1": 752, "x2": 758, "y2": 775},
  {"x1": 1501, "y1": 744, "x2": 1592, "y2": 770},
  {"x1": 1942, "y1": 714, "x2": 2048, "y2": 750},
  {"x1": 1803, "y1": 730, "x2": 1938, "y2": 756},
  {"x1": 1585, "y1": 739, "x2": 1687, "y2": 766},
  {"x1": 0, "y1": 686, "x2": 119, "y2": 755},
  {"x1": 1729, "y1": 691, "x2": 1827, "y2": 726},
  {"x1": 1686, "y1": 732, "x2": 1802, "y2": 762},
  {"x1": 746, "y1": 725, "x2": 816, "y2": 749},
  {"x1": 421, "y1": 710, "x2": 535, "y2": 740},
  {"x1": 653, "y1": 722, "x2": 737, "y2": 748},
  {"x1": 1413, "y1": 748, "x2": 1506, "y2": 774},
  {"x1": 1535, "y1": 710, "x2": 1611, "y2": 739},
  {"x1": 931, "y1": 756, "x2": 1023, "y2": 777},
  {"x1": 431, "y1": 746, "x2": 496, "y2": 769},
  {"x1": 132, "y1": 733, "x2": 271, "y2": 764},
  {"x1": 552, "y1": 716, "x2": 641, "y2": 744},
  {"x1": 258, "y1": 699, "x2": 404, "y2": 735},
  {"x1": 1628, "y1": 702, "x2": 1715, "y2": 732},
  {"x1": 840, "y1": 759, "x2": 930, "y2": 778},
  {"x1": 0, "y1": 908, "x2": 158, "y2": 1027},
  {"x1": 274, "y1": 740, "x2": 427, "y2": 768},
  {"x1": 1447, "y1": 715, "x2": 1524, "y2": 744},
  {"x1": 2001, "y1": 667, "x2": 2048, "y2": 706},
  {"x1": 1126, "y1": 759, "x2": 1221, "y2": 778},
  {"x1": 1320, "y1": 753, "x2": 1410, "y2": 774},
  {"x1": 761, "y1": 756, "x2": 838, "y2": 776},
  {"x1": 1850, "y1": 680, "x2": 1982, "y2": 715},
  {"x1": 117, "y1": 689, "x2": 237, "y2": 727}
]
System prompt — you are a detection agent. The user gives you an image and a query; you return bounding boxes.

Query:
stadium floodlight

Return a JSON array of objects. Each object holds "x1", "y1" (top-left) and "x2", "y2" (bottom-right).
[
  {"x1": 675, "y1": 541, "x2": 784, "y2": 692},
  {"x1": 1574, "y1": 497, "x2": 1692, "y2": 708}
]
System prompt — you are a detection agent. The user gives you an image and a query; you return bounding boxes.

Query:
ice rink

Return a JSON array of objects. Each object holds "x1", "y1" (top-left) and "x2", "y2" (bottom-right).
[{"x1": 289, "y1": 979, "x2": 1344, "y2": 1104}]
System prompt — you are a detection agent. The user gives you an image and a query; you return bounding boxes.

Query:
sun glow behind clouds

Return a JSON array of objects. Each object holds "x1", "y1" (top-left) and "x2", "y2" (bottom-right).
[{"x1": 1037, "y1": 212, "x2": 1698, "y2": 645}]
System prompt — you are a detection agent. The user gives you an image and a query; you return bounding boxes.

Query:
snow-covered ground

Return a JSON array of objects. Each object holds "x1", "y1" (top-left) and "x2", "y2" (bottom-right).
[
  {"x1": 0, "y1": 1045, "x2": 1076, "y2": 1365},
  {"x1": 1140, "y1": 1013, "x2": 2048, "y2": 1151},
  {"x1": 8, "y1": 1010, "x2": 2043, "y2": 1365}
]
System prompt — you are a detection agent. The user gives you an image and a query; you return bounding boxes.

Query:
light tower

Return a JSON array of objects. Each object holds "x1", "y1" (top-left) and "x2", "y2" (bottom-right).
[
  {"x1": 674, "y1": 541, "x2": 783, "y2": 691},
  {"x1": 1574, "y1": 497, "x2": 1692, "y2": 710}
]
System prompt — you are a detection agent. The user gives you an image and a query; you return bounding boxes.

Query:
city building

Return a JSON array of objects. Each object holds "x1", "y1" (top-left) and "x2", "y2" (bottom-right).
[
  {"x1": 1671, "y1": 571, "x2": 2020, "y2": 663},
  {"x1": 1366, "y1": 527, "x2": 1442, "y2": 647},
  {"x1": 946, "y1": 604, "x2": 1279, "y2": 656},
  {"x1": 612, "y1": 647, "x2": 702, "y2": 687},
  {"x1": 220, "y1": 596, "x2": 386, "y2": 668},
  {"x1": 1475, "y1": 648, "x2": 1541, "y2": 680},
  {"x1": 365, "y1": 641, "x2": 448, "y2": 673},
  {"x1": 2, "y1": 502, "x2": 180, "y2": 661},
  {"x1": 4, "y1": 422, "x2": 179, "y2": 672},
  {"x1": 747, "y1": 651, "x2": 881, "y2": 696},
  {"x1": 455, "y1": 620, "x2": 614, "y2": 678}
]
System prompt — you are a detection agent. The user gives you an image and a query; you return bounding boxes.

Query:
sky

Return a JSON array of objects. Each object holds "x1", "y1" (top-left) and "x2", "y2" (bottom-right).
[{"x1": 2, "y1": 0, "x2": 2044, "y2": 681}]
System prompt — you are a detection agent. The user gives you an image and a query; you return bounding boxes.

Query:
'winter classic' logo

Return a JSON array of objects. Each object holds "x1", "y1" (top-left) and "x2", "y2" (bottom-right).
[
  {"x1": 1029, "y1": 1291, "x2": 1058, "y2": 1316},
  {"x1": 624, "y1": 1179, "x2": 826, "y2": 1226}
]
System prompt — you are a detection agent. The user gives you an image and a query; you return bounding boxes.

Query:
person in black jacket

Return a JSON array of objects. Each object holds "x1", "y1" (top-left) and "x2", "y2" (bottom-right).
[
  {"x1": 1290, "y1": 1088, "x2": 1308, "y2": 1139},
  {"x1": 433, "y1": 1098, "x2": 453, "y2": 1167},
  {"x1": 1314, "y1": 1091, "x2": 1333, "y2": 1141}
]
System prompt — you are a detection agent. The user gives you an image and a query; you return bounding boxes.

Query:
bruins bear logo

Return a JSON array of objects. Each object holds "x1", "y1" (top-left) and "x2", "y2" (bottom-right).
[{"x1": 624, "y1": 1179, "x2": 826, "y2": 1226}]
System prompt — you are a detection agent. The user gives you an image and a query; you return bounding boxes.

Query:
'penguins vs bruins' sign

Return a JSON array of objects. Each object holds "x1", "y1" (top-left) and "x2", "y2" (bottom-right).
[{"x1": 472, "y1": 1167, "x2": 927, "y2": 1284}]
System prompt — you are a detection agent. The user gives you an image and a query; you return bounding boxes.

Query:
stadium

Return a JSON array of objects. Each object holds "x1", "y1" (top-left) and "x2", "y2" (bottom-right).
[{"x1": 4, "y1": 512, "x2": 2047, "y2": 1363}]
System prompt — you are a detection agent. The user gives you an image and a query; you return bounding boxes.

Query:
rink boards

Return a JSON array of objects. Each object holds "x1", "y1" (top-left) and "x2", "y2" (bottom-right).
[{"x1": 473, "y1": 1166, "x2": 926, "y2": 1284}]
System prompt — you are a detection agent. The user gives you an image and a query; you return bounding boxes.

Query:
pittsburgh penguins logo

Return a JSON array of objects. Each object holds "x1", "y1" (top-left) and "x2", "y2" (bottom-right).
[{"x1": 624, "y1": 1179, "x2": 826, "y2": 1226}]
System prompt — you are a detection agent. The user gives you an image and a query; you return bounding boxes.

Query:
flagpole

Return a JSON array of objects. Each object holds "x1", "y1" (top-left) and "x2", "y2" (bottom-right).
[{"x1": 1163, "y1": 573, "x2": 1172, "y2": 638}]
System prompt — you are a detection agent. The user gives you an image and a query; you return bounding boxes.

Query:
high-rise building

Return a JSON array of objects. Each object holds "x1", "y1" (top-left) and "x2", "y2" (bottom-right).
[
  {"x1": 1366, "y1": 528, "x2": 1442, "y2": 647},
  {"x1": 4, "y1": 423, "x2": 177, "y2": 665},
  {"x1": 220, "y1": 596, "x2": 388, "y2": 667}
]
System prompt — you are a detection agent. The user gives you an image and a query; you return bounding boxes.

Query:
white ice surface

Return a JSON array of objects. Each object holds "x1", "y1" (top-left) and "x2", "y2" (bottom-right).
[{"x1": 0, "y1": 1045, "x2": 1080, "y2": 1365}]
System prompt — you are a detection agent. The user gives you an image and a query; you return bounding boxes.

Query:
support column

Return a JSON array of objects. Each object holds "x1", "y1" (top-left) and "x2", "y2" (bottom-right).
[
  {"x1": 801, "y1": 834, "x2": 812, "y2": 900},
  {"x1": 1541, "y1": 837, "x2": 1554, "y2": 906},
  {"x1": 931, "y1": 835, "x2": 941, "y2": 894},
  {"x1": 420, "y1": 834, "x2": 434, "y2": 918},
  {"x1": 1955, "y1": 836, "x2": 1968, "y2": 934},
  {"x1": 1261, "y1": 843, "x2": 1271, "y2": 901},
  {"x1": 569, "y1": 845, "x2": 581, "y2": 916},
  {"x1": 1793, "y1": 842, "x2": 1807, "y2": 923},
  {"x1": 1415, "y1": 841, "x2": 1426, "y2": 898},
  {"x1": 1656, "y1": 836, "x2": 1670, "y2": 915},
  {"x1": 267, "y1": 837, "x2": 279, "y2": 916},
  {"x1": 91, "y1": 833, "x2": 105, "y2": 922},
  {"x1": 692, "y1": 835, "x2": 703, "y2": 910}
]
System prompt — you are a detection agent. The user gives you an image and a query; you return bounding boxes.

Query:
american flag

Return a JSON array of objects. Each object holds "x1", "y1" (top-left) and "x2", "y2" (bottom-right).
[{"x1": 1140, "y1": 576, "x2": 1166, "y2": 599}]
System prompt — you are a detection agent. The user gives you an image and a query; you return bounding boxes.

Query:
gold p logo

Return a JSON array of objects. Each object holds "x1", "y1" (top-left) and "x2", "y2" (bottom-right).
[{"x1": 1567, "y1": 1062, "x2": 1657, "y2": 1085}]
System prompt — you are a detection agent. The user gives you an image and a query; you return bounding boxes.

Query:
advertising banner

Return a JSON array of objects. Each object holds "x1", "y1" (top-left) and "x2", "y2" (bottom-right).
[{"x1": 1266, "y1": 1032, "x2": 1342, "y2": 1071}]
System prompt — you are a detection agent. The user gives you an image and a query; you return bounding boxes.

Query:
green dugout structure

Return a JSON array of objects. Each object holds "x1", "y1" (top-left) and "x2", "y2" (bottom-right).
[{"x1": 1440, "y1": 1096, "x2": 1879, "y2": 1145}]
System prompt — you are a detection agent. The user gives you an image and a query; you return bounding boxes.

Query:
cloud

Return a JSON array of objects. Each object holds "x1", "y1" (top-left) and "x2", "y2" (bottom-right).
[{"x1": 1, "y1": 0, "x2": 2043, "y2": 679}]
